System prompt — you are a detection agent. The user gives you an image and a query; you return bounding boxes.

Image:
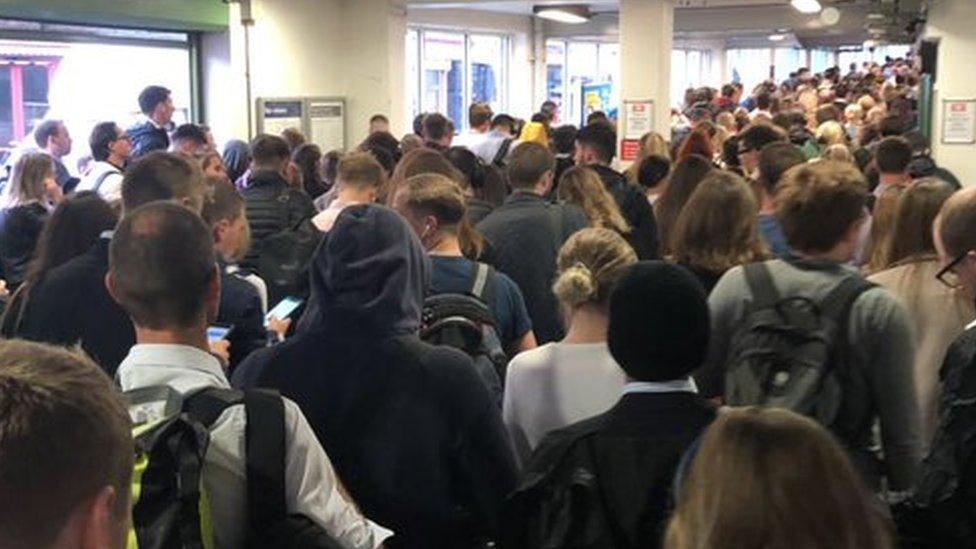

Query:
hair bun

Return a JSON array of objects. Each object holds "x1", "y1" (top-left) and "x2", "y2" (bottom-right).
[{"x1": 553, "y1": 261, "x2": 596, "y2": 306}]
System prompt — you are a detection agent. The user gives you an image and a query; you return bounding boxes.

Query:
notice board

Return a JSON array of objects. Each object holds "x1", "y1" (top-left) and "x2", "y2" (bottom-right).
[{"x1": 256, "y1": 97, "x2": 347, "y2": 152}]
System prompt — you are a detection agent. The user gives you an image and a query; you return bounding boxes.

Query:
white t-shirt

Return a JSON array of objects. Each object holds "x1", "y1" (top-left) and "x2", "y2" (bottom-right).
[
  {"x1": 75, "y1": 160, "x2": 123, "y2": 201},
  {"x1": 503, "y1": 342, "x2": 626, "y2": 466}
]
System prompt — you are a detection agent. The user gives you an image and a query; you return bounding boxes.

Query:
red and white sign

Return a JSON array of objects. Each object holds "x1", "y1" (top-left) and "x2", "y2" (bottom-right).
[
  {"x1": 620, "y1": 139, "x2": 641, "y2": 162},
  {"x1": 943, "y1": 99, "x2": 976, "y2": 144}
]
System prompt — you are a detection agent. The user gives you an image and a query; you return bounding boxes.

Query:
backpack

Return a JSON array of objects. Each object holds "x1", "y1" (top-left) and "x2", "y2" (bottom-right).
[
  {"x1": 257, "y1": 214, "x2": 323, "y2": 305},
  {"x1": 724, "y1": 262, "x2": 874, "y2": 430},
  {"x1": 421, "y1": 262, "x2": 506, "y2": 407},
  {"x1": 125, "y1": 385, "x2": 344, "y2": 549}
]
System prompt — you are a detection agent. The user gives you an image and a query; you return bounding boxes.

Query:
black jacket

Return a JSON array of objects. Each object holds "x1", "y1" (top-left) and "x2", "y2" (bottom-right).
[
  {"x1": 234, "y1": 204, "x2": 517, "y2": 549},
  {"x1": 476, "y1": 191, "x2": 589, "y2": 344},
  {"x1": 217, "y1": 264, "x2": 266, "y2": 371},
  {"x1": 241, "y1": 170, "x2": 315, "y2": 269},
  {"x1": 0, "y1": 203, "x2": 47, "y2": 289},
  {"x1": 504, "y1": 392, "x2": 715, "y2": 549},
  {"x1": 127, "y1": 120, "x2": 170, "y2": 158},
  {"x1": 590, "y1": 165, "x2": 660, "y2": 260},
  {"x1": 18, "y1": 237, "x2": 135, "y2": 375}
]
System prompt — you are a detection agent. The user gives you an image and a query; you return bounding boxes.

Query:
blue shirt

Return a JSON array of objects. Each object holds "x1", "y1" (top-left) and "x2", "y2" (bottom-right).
[
  {"x1": 430, "y1": 256, "x2": 532, "y2": 349},
  {"x1": 758, "y1": 214, "x2": 792, "y2": 259}
]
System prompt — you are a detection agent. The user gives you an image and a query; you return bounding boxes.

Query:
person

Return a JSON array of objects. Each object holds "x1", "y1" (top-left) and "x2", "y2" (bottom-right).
[
  {"x1": 369, "y1": 114, "x2": 390, "y2": 135},
  {"x1": 222, "y1": 139, "x2": 251, "y2": 186},
  {"x1": 169, "y1": 123, "x2": 209, "y2": 156},
  {"x1": 0, "y1": 153, "x2": 64, "y2": 290},
  {"x1": 471, "y1": 114, "x2": 517, "y2": 165},
  {"x1": 422, "y1": 113, "x2": 453, "y2": 151},
  {"x1": 636, "y1": 154, "x2": 671, "y2": 204},
  {"x1": 503, "y1": 228, "x2": 636, "y2": 464},
  {"x1": 393, "y1": 173, "x2": 535, "y2": 354},
  {"x1": 557, "y1": 166, "x2": 630, "y2": 237},
  {"x1": 383, "y1": 148, "x2": 461, "y2": 207},
  {"x1": 755, "y1": 141, "x2": 806, "y2": 258},
  {"x1": 625, "y1": 131, "x2": 671, "y2": 184},
  {"x1": 109, "y1": 201, "x2": 390, "y2": 548},
  {"x1": 197, "y1": 150, "x2": 228, "y2": 181},
  {"x1": 864, "y1": 185, "x2": 907, "y2": 274},
  {"x1": 505, "y1": 261, "x2": 716, "y2": 549},
  {"x1": 454, "y1": 102, "x2": 493, "y2": 150},
  {"x1": 574, "y1": 122, "x2": 660, "y2": 260},
  {"x1": 293, "y1": 143, "x2": 328, "y2": 199},
  {"x1": 128, "y1": 85, "x2": 175, "y2": 158},
  {"x1": 477, "y1": 143, "x2": 589, "y2": 344},
  {"x1": 311, "y1": 152, "x2": 384, "y2": 233},
  {"x1": 0, "y1": 340, "x2": 133, "y2": 549},
  {"x1": 653, "y1": 154, "x2": 714, "y2": 257},
  {"x1": 280, "y1": 127, "x2": 306, "y2": 152},
  {"x1": 874, "y1": 136, "x2": 913, "y2": 200},
  {"x1": 700, "y1": 161, "x2": 922, "y2": 494},
  {"x1": 675, "y1": 129, "x2": 714, "y2": 163},
  {"x1": 233, "y1": 204, "x2": 517, "y2": 548},
  {"x1": 664, "y1": 408, "x2": 894, "y2": 549},
  {"x1": 444, "y1": 146, "x2": 506, "y2": 225},
  {"x1": 749, "y1": 91, "x2": 774, "y2": 120},
  {"x1": 518, "y1": 121, "x2": 549, "y2": 149},
  {"x1": 1, "y1": 193, "x2": 117, "y2": 338},
  {"x1": 670, "y1": 171, "x2": 768, "y2": 294},
  {"x1": 736, "y1": 123, "x2": 785, "y2": 177},
  {"x1": 240, "y1": 134, "x2": 315, "y2": 268},
  {"x1": 19, "y1": 152, "x2": 209, "y2": 376},
  {"x1": 551, "y1": 125, "x2": 578, "y2": 195},
  {"x1": 76, "y1": 122, "x2": 131, "y2": 202},
  {"x1": 33, "y1": 119, "x2": 77, "y2": 191}
]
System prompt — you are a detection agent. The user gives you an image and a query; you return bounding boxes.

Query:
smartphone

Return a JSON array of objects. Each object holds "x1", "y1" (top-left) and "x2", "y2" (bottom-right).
[
  {"x1": 265, "y1": 296, "x2": 304, "y2": 326},
  {"x1": 207, "y1": 324, "x2": 234, "y2": 344}
]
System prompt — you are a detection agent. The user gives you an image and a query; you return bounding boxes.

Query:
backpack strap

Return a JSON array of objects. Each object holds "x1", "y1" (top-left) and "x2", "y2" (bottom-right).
[
  {"x1": 818, "y1": 275, "x2": 875, "y2": 324},
  {"x1": 469, "y1": 262, "x2": 491, "y2": 300},
  {"x1": 743, "y1": 262, "x2": 781, "y2": 310},
  {"x1": 182, "y1": 387, "x2": 244, "y2": 428},
  {"x1": 244, "y1": 389, "x2": 288, "y2": 538},
  {"x1": 493, "y1": 138, "x2": 513, "y2": 166},
  {"x1": 92, "y1": 168, "x2": 120, "y2": 194}
]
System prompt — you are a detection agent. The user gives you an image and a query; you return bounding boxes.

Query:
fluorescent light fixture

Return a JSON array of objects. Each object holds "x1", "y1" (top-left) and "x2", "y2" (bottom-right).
[
  {"x1": 791, "y1": 0, "x2": 822, "y2": 14},
  {"x1": 768, "y1": 34, "x2": 787, "y2": 41},
  {"x1": 533, "y1": 5, "x2": 591, "y2": 24}
]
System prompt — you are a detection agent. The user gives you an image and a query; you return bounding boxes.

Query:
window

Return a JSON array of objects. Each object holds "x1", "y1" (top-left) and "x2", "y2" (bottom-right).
[
  {"x1": 773, "y1": 48, "x2": 803, "y2": 83},
  {"x1": 406, "y1": 28, "x2": 509, "y2": 132},
  {"x1": 545, "y1": 39, "x2": 620, "y2": 126},
  {"x1": 810, "y1": 48, "x2": 834, "y2": 73},
  {"x1": 671, "y1": 49, "x2": 714, "y2": 108},
  {"x1": 727, "y1": 48, "x2": 771, "y2": 94}
]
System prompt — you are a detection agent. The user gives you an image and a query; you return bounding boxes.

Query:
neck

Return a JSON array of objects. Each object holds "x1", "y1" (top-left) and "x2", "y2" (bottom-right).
[
  {"x1": 798, "y1": 247, "x2": 850, "y2": 264},
  {"x1": 337, "y1": 187, "x2": 374, "y2": 204},
  {"x1": 134, "y1": 323, "x2": 209, "y2": 353},
  {"x1": 760, "y1": 190, "x2": 776, "y2": 214},
  {"x1": 879, "y1": 173, "x2": 906, "y2": 188},
  {"x1": 107, "y1": 154, "x2": 125, "y2": 169},
  {"x1": 428, "y1": 234, "x2": 463, "y2": 257},
  {"x1": 150, "y1": 114, "x2": 167, "y2": 127},
  {"x1": 45, "y1": 147, "x2": 61, "y2": 159},
  {"x1": 562, "y1": 305, "x2": 608, "y2": 344}
]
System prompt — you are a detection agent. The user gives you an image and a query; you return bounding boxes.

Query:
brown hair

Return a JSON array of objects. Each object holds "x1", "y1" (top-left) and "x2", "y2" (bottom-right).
[
  {"x1": 937, "y1": 186, "x2": 976, "y2": 258},
  {"x1": 557, "y1": 167, "x2": 630, "y2": 235},
  {"x1": 280, "y1": 127, "x2": 306, "y2": 152},
  {"x1": 774, "y1": 161, "x2": 868, "y2": 254},
  {"x1": 865, "y1": 184, "x2": 906, "y2": 273},
  {"x1": 670, "y1": 171, "x2": 767, "y2": 274},
  {"x1": 9, "y1": 152, "x2": 54, "y2": 206},
  {"x1": 553, "y1": 228, "x2": 637, "y2": 310},
  {"x1": 654, "y1": 154, "x2": 714, "y2": 256},
  {"x1": 666, "y1": 407, "x2": 893, "y2": 549},
  {"x1": 338, "y1": 151, "x2": 387, "y2": 191},
  {"x1": 383, "y1": 148, "x2": 461, "y2": 205},
  {"x1": 0, "y1": 340, "x2": 132, "y2": 547},
  {"x1": 885, "y1": 179, "x2": 954, "y2": 266},
  {"x1": 121, "y1": 152, "x2": 208, "y2": 215},
  {"x1": 507, "y1": 142, "x2": 554, "y2": 190},
  {"x1": 201, "y1": 179, "x2": 251, "y2": 263},
  {"x1": 397, "y1": 173, "x2": 485, "y2": 260}
]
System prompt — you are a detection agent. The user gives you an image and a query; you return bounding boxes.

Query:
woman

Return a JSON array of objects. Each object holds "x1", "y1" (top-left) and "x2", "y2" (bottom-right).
[
  {"x1": 636, "y1": 154, "x2": 671, "y2": 205},
  {"x1": 654, "y1": 154, "x2": 714, "y2": 257},
  {"x1": 625, "y1": 131, "x2": 670, "y2": 185},
  {"x1": 293, "y1": 143, "x2": 328, "y2": 199},
  {"x1": 557, "y1": 166, "x2": 630, "y2": 236},
  {"x1": 869, "y1": 179, "x2": 970, "y2": 447},
  {"x1": 666, "y1": 407, "x2": 894, "y2": 549},
  {"x1": 0, "y1": 153, "x2": 65, "y2": 290},
  {"x1": 382, "y1": 148, "x2": 461, "y2": 206},
  {"x1": 503, "y1": 228, "x2": 637, "y2": 465},
  {"x1": 445, "y1": 146, "x2": 507, "y2": 225},
  {"x1": 864, "y1": 184, "x2": 907, "y2": 274},
  {"x1": 676, "y1": 129, "x2": 714, "y2": 163},
  {"x1": 670, "y1": 171, "x2": 768, "y2": 294},
  {"x1": 1, "y1": 192, "x2": 116, "y2": 337}
]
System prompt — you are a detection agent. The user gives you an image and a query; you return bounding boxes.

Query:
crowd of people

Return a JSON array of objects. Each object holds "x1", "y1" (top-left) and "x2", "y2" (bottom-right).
[{"x1": 1, "y1": 55, "x2": 976, "y2": 549}]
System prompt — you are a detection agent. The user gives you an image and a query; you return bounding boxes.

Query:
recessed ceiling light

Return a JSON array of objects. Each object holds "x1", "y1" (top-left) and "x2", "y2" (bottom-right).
[
  {"x1": 768, "y1": 34, "x2": 787, "y2": 41},
  {"x1": 533, "y1": 5, "x2": 592, "y2": 24},
  {"x1": 791, "y1": 0, "x2": 823, "y2": 14}
]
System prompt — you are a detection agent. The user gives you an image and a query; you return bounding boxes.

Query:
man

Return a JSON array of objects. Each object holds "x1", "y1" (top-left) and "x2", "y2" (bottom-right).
[
  {"x1": 453, "y1": 102, "x2": 493, "y2": 150},
  {"x1": 874, "y1": 136, "x2": 913, "y2": 199},
  {"x1": 240, "y1": 134, "x2": 315, "y2": 268},
  {"x1": 76, "y1": 122, "x2": 131, "y2": 202},
  {"x1": 311, "y1": 152, "x2": 384, "y2": 232},
  {"x1": 128, "y1": 85, "x2": 175, "y2": 158},
  {"x1": 169, "y1": 123, "x2": 210, "y2": 156},
  {"x1": 505, "y1": 262, "x2": 715, "y2": 548},
  {"x1": 34, "y1": 119, "x2": 77, "y2": 191},
  {"x1": 749, "y1": 91, "x2": 773, "y2": 121},
  {"x1": 109, "y1": 202, "x2": 390, "y2": 548},
  {"x1": 234, "y1": 204, "x2": 517, "y2": 548},
  {"x1": 472, "y1": 114, "x2": 517, "y2": 165},
  {"x1": 422, "y1": 113, "x2": 453, "y2": 151},
  {"x1": 574, "y1": 122, "x2": 660, "y2": 260},
  {"x1": 756, "y1": 141, "x2": 806, "y2": 258},
  {"x1": 713, "y1": 84, "x2": 737, "y2": 113},
  {"x1": 477, "y1": 143, "x2": 588, "y2": 344},
  {"x1": 736, "y1": 123, "x2": 786, "y2": 177},
  {"x1": 0, "y1": 340, "x2": 132, "y2": 549},
  {"x1": 369, "y1": 114, "x2": 390, "y2": 135},
  {"x1": 700, "y1": 161, "x2": 922, "y2": 494},
  {"x1": 19, "y1": 152, "x2": 208, "y2": 375}
]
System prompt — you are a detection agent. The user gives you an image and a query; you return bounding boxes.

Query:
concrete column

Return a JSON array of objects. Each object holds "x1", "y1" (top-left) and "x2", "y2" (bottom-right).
[
  {"x1": 926, "y1": 0, "x2": 976, "y2": 186},
  {"x1": 618, "y1": 0, "x2": 674, "y2": 162}
]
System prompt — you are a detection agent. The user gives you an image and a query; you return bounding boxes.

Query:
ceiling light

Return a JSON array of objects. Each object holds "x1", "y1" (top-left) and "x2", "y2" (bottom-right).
[
  {"x1": 768, "y1": 34, "x2": 787, "y2": 41},
  {"x1": 533, "y1": 5, "x2": 592, "y2": 24},
  {"x1": 791, "y1": 0, "x2": 822, "y2": 14}
]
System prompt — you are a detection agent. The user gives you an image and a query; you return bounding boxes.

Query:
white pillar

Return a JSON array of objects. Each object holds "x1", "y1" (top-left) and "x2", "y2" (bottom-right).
[{"x1": 618, "y1": 0, "x2": 674, "y2": 164}]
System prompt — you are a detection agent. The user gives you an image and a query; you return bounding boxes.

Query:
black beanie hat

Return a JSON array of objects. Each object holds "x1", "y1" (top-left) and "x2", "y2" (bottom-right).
[{"x1": 608, "y1": 261, "x2": 710, "y2": 382}]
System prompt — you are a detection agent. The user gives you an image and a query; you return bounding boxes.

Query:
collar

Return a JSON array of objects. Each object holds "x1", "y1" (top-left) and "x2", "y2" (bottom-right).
[
  {"x1": 117, "y1": 344, "x2": 229, "y2": 394},
  {"x1": 99, "y1": 230, "x2": 114, "y2": 240},
  {"x1": 505, "y1": 189, "x2": 546, "y2": 204},
  {"x1": 623, "y1": 378, "x2": 698, "y2": 395}
]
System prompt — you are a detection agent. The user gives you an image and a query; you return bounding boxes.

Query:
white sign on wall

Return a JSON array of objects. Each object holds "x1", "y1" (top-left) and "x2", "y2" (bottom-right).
[
  {"x1": 623, "y1": 99, "x2": 654, "y2": 140},
  {"x1": 942, "y1": 99, "x2": 976, "y2": 144}
]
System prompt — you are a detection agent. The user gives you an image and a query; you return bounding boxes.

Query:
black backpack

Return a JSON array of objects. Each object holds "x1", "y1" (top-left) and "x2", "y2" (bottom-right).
[
  {"x1": 257, "y1": 215, "x2": 323, "y2": 305},
  {"x1": 724, "y1": 263, "x2": 874, "y2": 428},
  {"x1": 421, "y1": 262, "x2": 506, "y2": 407}
]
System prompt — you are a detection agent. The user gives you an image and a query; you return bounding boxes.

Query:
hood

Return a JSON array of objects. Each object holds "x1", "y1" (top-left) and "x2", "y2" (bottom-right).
[
  {"x1": 222, "y1": 140, "x2": 251, "y2": 184},
  {"x1": 300, "y1": 203, "x2": 430, "y2": 337}
]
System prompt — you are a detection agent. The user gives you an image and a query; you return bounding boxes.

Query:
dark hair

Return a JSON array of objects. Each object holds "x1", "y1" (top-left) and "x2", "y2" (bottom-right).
[
  {"x1": 413, "y1": 113, "x2": 426, "y2": 136},
  {"x1": 879, "y1": 114, "x2": 906, "y2": 137},
  {"x1": 739, "y1": 124, "x2": 786, "y2": 153},
  {"x1": 338, "y1": 152, "x2": 387, "y2": 191},
  {"x1": 755, "y1": 92, "x2": 772, "y2": 111},
  {"x1": 576, "y1": 122, "x2": 617, "y2": 163},
  {"x1": 469, "y1": 103, "x2": 493, "y2": 128},
  {"x1": 89, "y1": 122, "x2": 120, "y2": 162},
  {"x1": 637, "y1": 154, "x2": 671, "y2": 190},
  {"x1": 491, "y1": 114, "x2": 516, "y2": 132},
  {"x1": 121, "y1": 152, "x2": 207, "y2": 215},
  {"x1": 423, "y1": 113, "x2": 451, "y2": 142},
  {"x1": 721, "y1": 84, "x2": 736, "y2": 98},
  {"x1": 654, "y1": 154, "x2": 714, "y2": 255},
  {"x1": 361, "y1": 131, "x2": 401, "y2": 165},
  {"x1": 292, "y1": 143, "x2": 326, "y2": 198},
  {"x1": 586, "y1": 111, "x2": 609, "y2": 126},
  {"x1": 507, "y1": 142, "x2": 554, "y2": 189},
  {"x1": 221, "y1": 139, "x2": 251, "y2": 184},
  {"x1": 171, "y1": 123, "x2": 208, "y2": 148},
  {"x1": 370, "y1": 114, "x2": 389, "y2": 125},
  {"x1": 446, "y1": 146, "x2": 487, "y2": 190},
  {"x1": 775, "y1": 161, "x2": 868, "y2": 253},
  {"x1": 33, "y1": 119, "x2": 63, "y2": 149},
  {"x1": 552, "y1": 125, "x2": 578, "y2": 155},
  {"x1": 322, "y1": 150, "x2": 343, "y2": 189},
  {"x1": 138, "y1": 85, "x2": 171, "y2": 115},
  {"x1": 280, "y1": 128, "x2": 306, "y2": 152},
  {"x1": 110, "y1": 202, "x2": 216, "y2": 329},
  {"x1": 250, "y1": 134, "x2": 291, "y2": 167},
  {"x1": 758, "y1": 142, "x2": 806, "y2": 194},
  {"x1": 875, "y1": 136, "x2": 913, "y2": 174}
]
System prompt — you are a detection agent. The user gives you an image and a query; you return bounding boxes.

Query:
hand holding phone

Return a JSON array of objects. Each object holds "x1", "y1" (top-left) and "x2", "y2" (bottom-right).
[{"x1": 265, "y1": 296, "x2": 304, "y2": 327}]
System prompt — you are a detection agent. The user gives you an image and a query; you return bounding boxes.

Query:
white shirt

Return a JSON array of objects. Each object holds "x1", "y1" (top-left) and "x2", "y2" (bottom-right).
[
  {"x1": 75, "y1": 160, "x2": 123, "y2": 201},
  {"x1": 117, "y1": 344, "x2": 393, "y2": 549},
  {"x1": 452, "y1": 129, "x2": 489, "y2": 151},
  {"x1": 503, "y1": 342, "x2": 626, "y2": 466}
]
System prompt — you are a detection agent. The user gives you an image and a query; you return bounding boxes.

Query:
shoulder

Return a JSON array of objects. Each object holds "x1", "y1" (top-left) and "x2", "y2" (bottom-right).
[{"x1": 508, "y1": 344, "x2": 556, "y2": 375}]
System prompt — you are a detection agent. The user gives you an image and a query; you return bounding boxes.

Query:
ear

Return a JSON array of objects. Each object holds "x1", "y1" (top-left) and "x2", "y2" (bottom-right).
[
  {"x1": 78, "y1": 486, "x2": 126, "y2": 549},
  {"x1": 424, "y1": 214, "x2": 440, "y2": 234},
  {"x1": 105, "y1": 272, "x2": 122, "y2": 306},
  {"x1": 213, "y1": 219, "x2": 230, "y2": 244}
]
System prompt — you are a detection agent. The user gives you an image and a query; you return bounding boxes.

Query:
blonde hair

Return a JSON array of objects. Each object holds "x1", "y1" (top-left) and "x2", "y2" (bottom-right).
[
  {"x1": 397, "y1": 173, "x2": 485, "y2": 260},
  {"x1": 816, "y1": 121, "x2": 847, "y2": 147},
  {"x1": 557, "y1": 167, "x2": 630, "y2": 235},
  {"x1": 822, "y1": 143, "x2": 853, "y2": 163},
  {"x1": 9, "y1": 152, "x2": 54, "y2": 207},
  {"x1": 553, "y1": 228, "x2": 637, "y2": 309},
  {"x1": 626, "y1": 132, "x2": 671, "y2": 184}
]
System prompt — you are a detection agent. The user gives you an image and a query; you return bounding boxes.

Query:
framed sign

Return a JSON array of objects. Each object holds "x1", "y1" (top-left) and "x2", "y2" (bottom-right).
[
  {"x1": 623, "y1": 100, "x2": 654, "y2": 140},
  {"x1": 256, "y1": 97, "x2": 347, "y2": 151},
  {"x1": 941, "y1": 99, "x2": 976, "y2": 144}
]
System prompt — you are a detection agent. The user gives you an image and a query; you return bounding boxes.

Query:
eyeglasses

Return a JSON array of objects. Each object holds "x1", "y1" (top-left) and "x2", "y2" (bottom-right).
[
  {"x1": 936, "y1": 252, "x2": 968, "y2": 289},
  {"x1": 115, "y1": 134, "x2": 131, "y2": 142},
  {"x1": 737, "y1": 146, "x2": 755, "y2": 156}
]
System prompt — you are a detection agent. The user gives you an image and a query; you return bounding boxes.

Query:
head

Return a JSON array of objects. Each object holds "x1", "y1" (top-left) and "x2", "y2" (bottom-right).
[
  {"x1": 671, "y1": 171, "x2": 767, "y2": 274},
  {"x1": 0, "y1": 340, "x2": 132, "y2": 549},
  {"x1": 9, "y1": 152, "x2": 56, "y2": 206},
  {"x1": 608, "y1": 261, "x2": 709, "y2": 381},
  {"x1": 639, "y1": 132, "x2": 670, "y2": 159},
  {"x1": 369, "y1": 114, "x2": 390, "y2": 135},
  {"x1": 393, "y1": 173, "x2": 484, "y2": 259},
  {"x1": 558, "y1": 167, "x2": 629, "y2": 235},
  {"x1": 384, "y1": 148, "x2": 461, "y2": 205},
  {"x1": 666, "y1": 407, "x2": 893, "y2": 549},
  {"x1": 34, "y1": 119, "x2": 72, "y2": 157},
  {"x1": 322, "y1": 150, "x2": 343, "y2": 188},
  {"x1": 201, "y1": 179, "x2": 249, "y2": 263},
  {"x1": 883, "y1": 178, "x2": 954, "y2": 267},
  {"x1": 138, "y1": 85, "x2": 174, "y2": 125},
  {"x1": 816, "y1": 104, "x2": 840, "y2": 125},
  {"x1": 637, "y1": 154, "x2": 671, "y2": 192},
  {"x1": 120, "y1": 152, "x2": 208, "y2": 216},
  {"x1": 775, "y1": 161, "x2": 868, "y2": 261},
  {"x1": 716, "y1": 112, "x2": 736, "y2": 134},
  {"x1": 654, "y1": 154, "x2": 714, "y2": 256},
  {"x1": 468, "y1": 103, "x2": 493, "y2": 132},
  {"x1": 845, "y1": 103, "x2": 864, "y2": 124},
  {"x1": 279, "y1": 127, "x2": 306, "y2": 152},
  {"x1": 412, "y1": 113, "x2": 426, "y2": 136},
  {"x1": 934, "y1": 187, "x2": 976, "y2": 299},
  {"x1": 586, "y1": 111, "x2": 609, "y2": 126},
  {"x1": 875, "y1": 136, "x2": 912, "y2": 177},
  {"x1": 757, "y1": 142, "x2": 806, "y2": 197},
  {"x1": 755, "y1": 92, "x2": 772, "y2": 111},
  {"x1": 553, "y1": 228, "x2": 637, "y2": 321},
  {"x1": 107, "y1": 202, "x2": 219, "y2": 333},
  {"x1": 823, "y1": 143, "x2": 854, "y2": 164},
  {"x1": 548, "y1": 125, "x2": 575, "y2": 156},
  {"x1": 422, "y1": 113, "x2": 452, "y2": 147},
  {"x1": 816, "y1": 121, "x2": 847, "y2": 147},
  {"x1": 336, "y1": 152, "x2": 386, "y2": 203},
  {"x1": 676, "y1": 129, "x2": 714, "y2": 162},
  {"x1": 507, "y1": 142, "x2": 555, "y2": 195},
  {"x1": 197, "y1": 151, "x2": 227, "y2": 181},
  {"x1": 170, "y1": 124, "x2": 209, "y2": 156},
  {"x1": 293, "y1": 143, "x2": 324, "y2": 195},
  {"x1": 574, "y1": 122, "x2": 617, "y2": 166},
  {"x1": 89, "y1": 122, "x2": 131, "y2": 165},
  {"x1": 738, "y1": 124, "x2": 786, "y2": 175},
  {"x1": 249, "y1": 134, "x2": 292, "y2": 174},
  {"x1": 221, "y1": 140, "x2": 251, "y2": 184},
  {"x1": 491, "y1": 114, "x2": 517, "y2": 137}
]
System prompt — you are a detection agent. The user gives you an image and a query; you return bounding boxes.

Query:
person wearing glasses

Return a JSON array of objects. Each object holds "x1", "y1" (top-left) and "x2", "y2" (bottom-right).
[
  {"x1": 735, "y1": 124, "x2": 785, "y2": 178},
  {"x1": 76, "y1": 122, "x2": 132, "y2": 203}
]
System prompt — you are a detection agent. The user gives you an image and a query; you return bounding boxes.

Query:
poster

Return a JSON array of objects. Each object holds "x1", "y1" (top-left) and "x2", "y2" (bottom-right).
[
  {"x1": 581, "y1": 82, "x2": 613, "y2": 125},
  {"x1": 623, "y1": 100, "x2": 654, "y2": 140},
  {"x1": 261, "y1": 100, "x2": 303, "y2": 136},
  {"x1": 309, "y1": 100, "x2": 345, "y2": 152},
  {"x1": 942, "y1": 99, "x2": 976, "y2": 144},
  {"x1": 620, "y1": 139, "x2": 641, "y2": 162}
]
